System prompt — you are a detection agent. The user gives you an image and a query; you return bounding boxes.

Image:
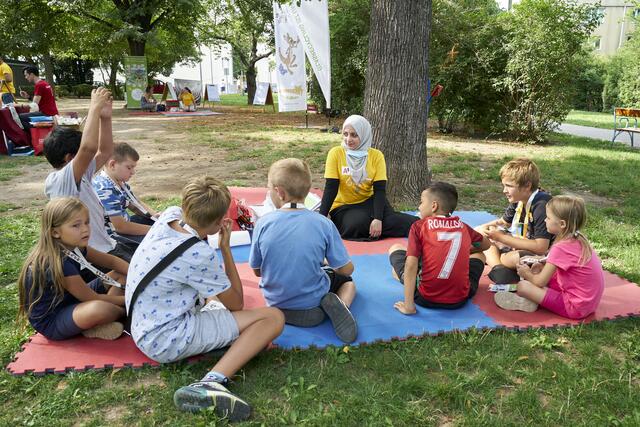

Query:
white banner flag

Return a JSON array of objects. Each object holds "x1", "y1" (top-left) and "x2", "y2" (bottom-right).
[
  {"x1": 273, "y1": 2, "x2": 307, "y2": 112},
  {"x1": 284, "y1": 0, "x2": 331, "y2": 108}
]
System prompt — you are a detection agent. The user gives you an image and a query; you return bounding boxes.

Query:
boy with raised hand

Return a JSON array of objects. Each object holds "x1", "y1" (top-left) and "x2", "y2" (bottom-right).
[
  {"x1": 43, "y1": 87, "x2": 134, "y2": 263},
  {"x1": 126, "y1": 176, "x2": 284, "y2": 421},
  {"x1": 389, "y1": 182, "x2": 490, "y2": 314},
  {"x1": 475, "y1": 158, "x2": 553, "y2": 283},
  {"x1": 93, "y1": 142, "x2": 158, "y2": 246},
  {"x1": 249, "y1": 158, "x2": 358, "y2": 343}
]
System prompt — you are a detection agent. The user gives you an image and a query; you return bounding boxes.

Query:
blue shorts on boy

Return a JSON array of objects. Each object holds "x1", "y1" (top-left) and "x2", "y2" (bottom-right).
[
  {"x1": 24, "y1": 248, "x2": 107, "y2": 340},
  {"x1": 125, "y1": 207, "x2": 239, "y2": 363},
  {"x1": 249, "y1": 209, "x2": 350, "y2": 310}
]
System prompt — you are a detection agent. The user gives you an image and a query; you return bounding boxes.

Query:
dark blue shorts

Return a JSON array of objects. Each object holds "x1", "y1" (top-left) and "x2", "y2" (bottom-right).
[{"x1": 39, "y1": 279, "x2": 107, "y2": 340}]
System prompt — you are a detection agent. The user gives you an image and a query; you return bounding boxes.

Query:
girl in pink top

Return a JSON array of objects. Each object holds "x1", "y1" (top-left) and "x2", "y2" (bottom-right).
[{"x1": 494, "y1": 195, "x2": 604, "y2": 319}]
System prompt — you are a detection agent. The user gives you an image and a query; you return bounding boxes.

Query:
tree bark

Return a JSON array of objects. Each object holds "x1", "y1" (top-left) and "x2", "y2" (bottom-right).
[
  {"x1": 363, "y1": 0, "x2": 432, "y2": 206},
  {"x1": 42, "y1": 52, "x2": 55, "y2": 96},
  {"x1": 246, "y1": 65, "x2": 257, "y2": 105},
  {"x1": 128, "y1": 38, "x2": 146, "y2": 56}
]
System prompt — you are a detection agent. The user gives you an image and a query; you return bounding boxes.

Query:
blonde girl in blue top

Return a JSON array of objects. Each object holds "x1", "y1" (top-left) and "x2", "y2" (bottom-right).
[{"x1": 18, "y1": 197, "x2": 129, "y2": 340}]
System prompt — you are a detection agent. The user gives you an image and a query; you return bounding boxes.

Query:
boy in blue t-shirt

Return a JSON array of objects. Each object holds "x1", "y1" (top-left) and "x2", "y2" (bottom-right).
[{"x1": 249, "y1": 158, "x2": 358, "y2": 343}]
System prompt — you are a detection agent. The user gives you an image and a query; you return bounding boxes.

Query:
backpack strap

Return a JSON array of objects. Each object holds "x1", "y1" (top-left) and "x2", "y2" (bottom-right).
[{"x1": 127, "y1": 236, "x2": 200, "y2": 316}]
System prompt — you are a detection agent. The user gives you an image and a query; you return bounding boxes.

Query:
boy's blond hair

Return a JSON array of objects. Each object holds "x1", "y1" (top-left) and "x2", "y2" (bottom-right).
[
  {"x1": 112, "y1": 142, "x2": 140, "y2": 162},
  {"x1": 268, "y1": 158, "x2": 312, "y2": 200},
  {"x1": 181, "y1": 176, "x2": 231, "y2": 228},
  {"x1": 499, "y1": 158, "x2": 540, "y2": 190}
]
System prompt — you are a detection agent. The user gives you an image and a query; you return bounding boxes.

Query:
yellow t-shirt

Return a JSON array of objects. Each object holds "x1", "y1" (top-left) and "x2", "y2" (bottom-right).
[
  {"x1": 324, "y1": 146, "x2": 387, "y2": 211},
  {"x1": 0, "y1": 62, "x2": 15, "y2": 94},
  {"x1": 180, "y1": 92, "x2": 195, "y2": 106}
]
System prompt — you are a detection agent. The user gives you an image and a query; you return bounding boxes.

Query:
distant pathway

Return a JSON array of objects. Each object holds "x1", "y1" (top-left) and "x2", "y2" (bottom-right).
[{"x1": 557, "y1": 123, "x2": 636, "y2": 147}]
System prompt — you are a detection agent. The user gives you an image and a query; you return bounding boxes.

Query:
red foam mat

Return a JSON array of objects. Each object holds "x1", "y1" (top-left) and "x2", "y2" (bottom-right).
[
  {"x1": 474, "y1": 269, "x2": 640, "y2": 328},
  {"x1": 7, "y1": 275, "x2": 267, "y2": 376},
  {"x1": 7, "y1": 334, "x2": 159, "y2": 375}
]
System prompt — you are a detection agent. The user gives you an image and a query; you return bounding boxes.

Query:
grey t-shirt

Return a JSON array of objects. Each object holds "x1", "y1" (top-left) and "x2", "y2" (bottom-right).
[{"x1": 44, "y1": 158, "x2": 116, "y2": 253}]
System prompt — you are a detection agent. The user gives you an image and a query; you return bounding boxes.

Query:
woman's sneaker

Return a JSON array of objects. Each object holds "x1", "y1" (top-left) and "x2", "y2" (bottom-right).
[
  {"x1": 81, "y1": 321, "x2": 124, "y2": 340},
  {"x1": 174, "y1": 381, "x2": 251, "y2": 421},
  {"x1": 494, "y1": 292, "x2": 538, "y2": 312},
  {"x1": 320, "y1": 292, "x2": 357, "y2": 343}
]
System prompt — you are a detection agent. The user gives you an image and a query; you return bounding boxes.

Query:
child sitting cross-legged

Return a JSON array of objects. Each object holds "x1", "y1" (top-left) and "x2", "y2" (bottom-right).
[
  {"x1": 494, "y1": 195, "x2": 605, "y2": 319},
  {"x1": 475, "y1": 158, "x2": 553, "y2": 284},
  {"x1": 93, "y1": 142, "x2": 158, "y2": 246},
  {"x1": 18, "y1": 197, "x2": 128, "y2": 341},
  {"x1": 126, "y1": 176, "x2": 284, "y2": 421},
  {"x1": 389, "y1": 182, "x2": 491, "y2": 314},
  {"x1": 249, "y1": 158, "x2": 358, "y2": 343}
]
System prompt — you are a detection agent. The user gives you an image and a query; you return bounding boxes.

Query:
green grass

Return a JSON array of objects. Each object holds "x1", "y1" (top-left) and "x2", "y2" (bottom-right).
[
  {"x1": 564, "y1": 110, "x2": 616, "y2": 130},
  {"x1": 0, "y1": 156, "x2": 45, "y2": 182},
  {"x1": 219, "y1": 93, "x2": 279, "y2": 110},
  {"x1": 1, "y1": 129, "x2": 640, "y2": 424}
]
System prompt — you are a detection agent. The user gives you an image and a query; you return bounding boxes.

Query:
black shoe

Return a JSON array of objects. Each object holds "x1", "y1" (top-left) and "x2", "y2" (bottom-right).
[
  {"x1": 174, "y1": 381, "x2": 251, "y2": 421},
  {"x1": 488, "y1": 265, "x2": 520, "y2": 284},
  {"x1": 281, "y1": 307, "x2": 326, "y2": 327},
  {"x1": 320, "y1": 293, "x2": 357, "y2": 343}
]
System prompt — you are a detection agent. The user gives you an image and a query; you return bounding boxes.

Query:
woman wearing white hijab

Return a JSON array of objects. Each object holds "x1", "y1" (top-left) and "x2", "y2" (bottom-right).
[{"x1": 319, "y1": 115, "x2": 418, "y2": 240}]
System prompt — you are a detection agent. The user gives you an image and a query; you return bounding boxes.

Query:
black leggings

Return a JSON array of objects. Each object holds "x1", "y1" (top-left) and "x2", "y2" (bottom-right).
[{"x1": 330, "y1": 197, "x2": 418, "y2": 241}]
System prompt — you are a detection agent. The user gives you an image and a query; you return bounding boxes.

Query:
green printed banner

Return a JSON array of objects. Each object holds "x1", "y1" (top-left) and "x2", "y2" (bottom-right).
[{"x1": 124, "y1": 56, "x2": 147, "y2": 109}]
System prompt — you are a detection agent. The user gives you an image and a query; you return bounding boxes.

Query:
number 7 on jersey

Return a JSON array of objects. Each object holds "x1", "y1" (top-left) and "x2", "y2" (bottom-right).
[{"x1": 436, "y1": 231, "x2": 462, "y2": 279}]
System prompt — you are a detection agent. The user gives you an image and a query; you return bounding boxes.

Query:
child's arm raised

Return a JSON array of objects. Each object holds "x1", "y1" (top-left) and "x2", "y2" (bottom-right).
[
  {"x1": 394, "y1": 255, "x2": 419, "y2": 315},
  {"x1": 71, "y1": 88, "x2": 111, "y2": 185},
  {"x1": 215, "y1": 219, "x2": 244, "y2": 311},
  {"x1": 63, "y1": 275, "x2": 125, "y2": 306},
  {"x1": 516, "y1": 261, "x2": 556, "y2": 288},
  {"x1": 86, "y1": 247, "x2": 129, "y2": 276},
  {"x1": 94, "y1": 96, "x2": 114, "y2": 170}
]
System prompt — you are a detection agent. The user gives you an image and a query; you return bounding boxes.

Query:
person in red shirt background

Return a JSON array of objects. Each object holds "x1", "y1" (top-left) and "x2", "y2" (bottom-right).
[
  {"x1": 388, "y1": 182, "x2": 491, "y2": 314},
  {"x1": 18, "y1": 65, "x2": 59, "y2": 131}
]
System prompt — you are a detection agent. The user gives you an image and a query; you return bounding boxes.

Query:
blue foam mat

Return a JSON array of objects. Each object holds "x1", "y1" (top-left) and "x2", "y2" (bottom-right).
[{"x1": 272, "y1": 254, "x2": 498, "y2": 349}]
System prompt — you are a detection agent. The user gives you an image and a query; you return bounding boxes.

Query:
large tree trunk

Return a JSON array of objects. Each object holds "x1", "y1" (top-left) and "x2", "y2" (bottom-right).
[
  {"x1": 363, "y1": 0, "x2": 432, "y2": 206},
  {"x1": 246, "y1": 64, "x2": 257, "y2": 105},
  {"x1": 127, "y1": 39, "x2": 146, "y2": 56}
]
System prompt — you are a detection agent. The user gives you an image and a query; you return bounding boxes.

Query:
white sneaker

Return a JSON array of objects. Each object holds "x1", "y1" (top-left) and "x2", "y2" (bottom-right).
[{"x1": 494, "y1": 292, "x2": 538, "y2": 313}]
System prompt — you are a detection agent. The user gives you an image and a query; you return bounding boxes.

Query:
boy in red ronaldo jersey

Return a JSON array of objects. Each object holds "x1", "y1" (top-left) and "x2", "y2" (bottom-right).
[{"x1": 388, "y1": 182, "x2": 490, "y2": 314}]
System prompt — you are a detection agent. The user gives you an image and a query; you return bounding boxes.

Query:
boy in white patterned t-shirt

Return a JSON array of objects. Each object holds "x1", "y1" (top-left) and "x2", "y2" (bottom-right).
[{"x1": 126, "y1": 176, "x2": 284, "y2": 421}]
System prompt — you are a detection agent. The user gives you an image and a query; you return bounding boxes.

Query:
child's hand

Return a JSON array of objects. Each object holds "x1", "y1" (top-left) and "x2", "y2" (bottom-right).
[
  {"x1": 516, "y1": 263, "x2": 531, "y2": 278},
  {"x1": 218, "y1": 218, "x2": 233, "y2": 249},
  {"x1": 394, "y1": 301, "x2": 417, "y2": 315},
  {"x1": 20, "y1": 90, "x2": 28, "y2": 98},
  {"x1": 486, "y1": 228, "x2": 505, "y2": 242},
  {"x1": 99, "y1": 94, "x2": 113, "y2": 119},
  {"x1": 475, "y1": 224, "x2": 490, "y2": 237},
  {"x1": 90, "y1": 87, "x2": 111, "y2": 111}
]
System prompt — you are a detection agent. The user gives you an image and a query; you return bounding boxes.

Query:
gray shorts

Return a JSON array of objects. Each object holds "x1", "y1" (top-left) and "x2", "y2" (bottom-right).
[{"x1": 175, "y1": 302, "x2": 240, "y2": 361}]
